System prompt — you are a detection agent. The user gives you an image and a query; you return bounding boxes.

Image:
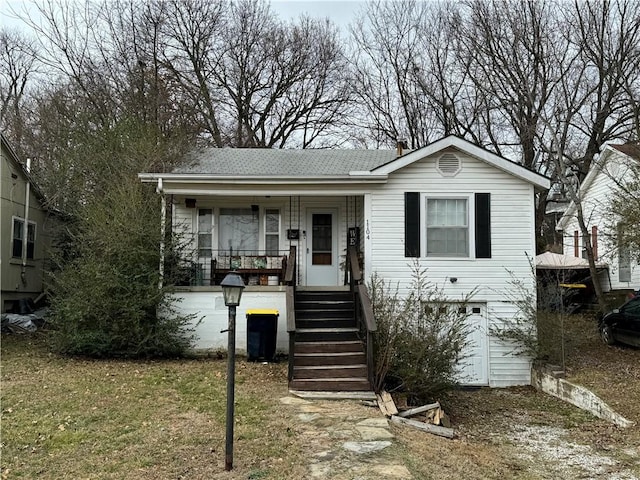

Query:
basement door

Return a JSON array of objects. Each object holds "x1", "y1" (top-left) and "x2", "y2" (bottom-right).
[
  {"x1": 305, "y1": 209, "x2": 339, "y2": 286},
  {"x1": 457, "y1": 304, "x2": 489, "y2": 386}
]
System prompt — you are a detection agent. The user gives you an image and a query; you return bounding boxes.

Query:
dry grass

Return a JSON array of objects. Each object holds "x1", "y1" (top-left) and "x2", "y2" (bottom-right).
[
  {"x1": 2, "y1": 321, "x2": 639, "y2": 480},
  {"x1": 1, "y1": 333, "x2": 305, "y2": 479}
]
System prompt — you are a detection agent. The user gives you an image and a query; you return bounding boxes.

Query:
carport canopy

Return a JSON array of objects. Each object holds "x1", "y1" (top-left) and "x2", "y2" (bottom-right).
[{"x1": 535, "y1": 252, "x2": 608, "y2": 270}]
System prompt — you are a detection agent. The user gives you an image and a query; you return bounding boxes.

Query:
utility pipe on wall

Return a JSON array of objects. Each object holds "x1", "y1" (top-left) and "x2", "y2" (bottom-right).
[{"x1": 21, "y1": 158, "x2": 31, "y2": 286}]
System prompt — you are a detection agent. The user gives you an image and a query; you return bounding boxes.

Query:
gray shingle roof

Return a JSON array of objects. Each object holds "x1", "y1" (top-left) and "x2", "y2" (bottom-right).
[{"x1": 173, "y1": 148, "x2": 398, "y2": 176}]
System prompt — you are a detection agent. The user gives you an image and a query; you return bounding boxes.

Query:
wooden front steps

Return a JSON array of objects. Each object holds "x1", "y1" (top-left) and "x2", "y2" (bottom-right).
[{"x1": 289, "y1": 289, "x2": 372, "y2": 392}]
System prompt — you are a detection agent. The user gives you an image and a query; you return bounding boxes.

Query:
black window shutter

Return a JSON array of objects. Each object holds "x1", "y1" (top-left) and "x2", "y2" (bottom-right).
[
  {"x1": 405, "y1": 192, "x2": 421, "y2": 257},
  {"x1": 475, "y1": 193, "x2": 491, "y2": 258}
]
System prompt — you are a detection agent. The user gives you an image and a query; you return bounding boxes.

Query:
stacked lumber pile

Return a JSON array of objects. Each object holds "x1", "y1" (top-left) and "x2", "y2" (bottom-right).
[{"x1": 371, "y1": 391, "x2": 454, "y2": 439}]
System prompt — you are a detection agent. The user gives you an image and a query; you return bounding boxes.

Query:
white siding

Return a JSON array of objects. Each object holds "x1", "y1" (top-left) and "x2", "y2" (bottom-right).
[
  {"x1": 165, "y1": 148, "x2": 540, "y2": 387},
  {"x1": 172, "y1": 203, "x2": 196, "y2": 260},
  {"x1": 169, "y1": 289, "x2": 288, "y2": 353},
  {"x1": 560, "y1": 153, "x2": 640, "y2": 291},
  {"x1": 367, "y1": 149, "x2": 536, "y2": 386}
]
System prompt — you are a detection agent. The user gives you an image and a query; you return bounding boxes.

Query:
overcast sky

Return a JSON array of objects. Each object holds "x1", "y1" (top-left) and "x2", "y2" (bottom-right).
[
  {"x1": 271, "y1": 0, "x2": 364, "y2": 31},
  {"x1": 0, "y1": 0, "x2": 366, "y2": 34}
]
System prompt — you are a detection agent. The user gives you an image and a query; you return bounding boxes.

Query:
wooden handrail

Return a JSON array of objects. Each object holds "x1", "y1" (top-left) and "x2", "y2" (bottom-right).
[
  {"x1": 284, "y1": 246, "x2": 297, "y2": 382},
  {"x1": 284, "y1": 246, "x2": 296, "y2": 285},
  {"x1": 347, "y1": 246, "x2": 377, "y2": 388},
  {"x1": 356, "y1": 283, "x2": 376, "y2": 332},
  {"x1": 286, "y1": 286, "x2": 296, "y2": 333},
  {"x1": 348, "y1": 246, "x2": 362, "y2": 284}
]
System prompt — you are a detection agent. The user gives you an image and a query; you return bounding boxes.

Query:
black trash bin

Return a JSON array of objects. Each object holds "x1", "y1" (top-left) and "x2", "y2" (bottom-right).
[{"x1": 246, "y1": 309, "x2": 279, "y2": 362}]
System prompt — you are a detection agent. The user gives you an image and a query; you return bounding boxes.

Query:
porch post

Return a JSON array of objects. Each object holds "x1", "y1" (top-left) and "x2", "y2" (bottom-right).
[
  {"x1": 363, "y1": 193, "x2": 373, "y2": 280},
  {"x1": 157, "y1": 178, "x2": 166, "y2": 290}
]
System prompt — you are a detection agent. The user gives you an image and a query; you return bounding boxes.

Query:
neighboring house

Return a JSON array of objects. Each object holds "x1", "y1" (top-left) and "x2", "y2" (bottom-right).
[
  {"x1": 1, "y1": 134, "x2": 56, "y2": 313},
  {"x1": 557, "y1": 143, "x2": 640, "y2": 293},
  {"x1": 139, "y1": 135, "x2": 550, "y2": 390}
]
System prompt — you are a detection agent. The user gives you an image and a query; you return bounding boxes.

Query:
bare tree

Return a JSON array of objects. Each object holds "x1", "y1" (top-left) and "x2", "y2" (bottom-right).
[
  {"x1": 349, "y1": 0, "x2": 439, "y2": 148},
  {"x1": 538, "y1": 0, "x2": 640, "y2": 310},
  {"x1": 0, "y1": 29, "x2": 39, "y2": 144},
  {"x1": 162, "y1": 0, "x2": 350, "y2": 148}
]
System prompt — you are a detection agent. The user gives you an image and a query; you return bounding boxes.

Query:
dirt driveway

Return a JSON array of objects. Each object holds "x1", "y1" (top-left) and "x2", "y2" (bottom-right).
[{"x1": 423, "y1": 313, "x2": 640, "y2": 480}]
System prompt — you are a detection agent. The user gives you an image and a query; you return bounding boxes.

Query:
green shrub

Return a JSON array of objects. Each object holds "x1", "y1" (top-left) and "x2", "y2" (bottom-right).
[
  {"x1": 370, "y1": 263, "x2": 474, "y2": 404},
  {"x1": 47, "y1": 177, "x2": 195, "y2": 358}
]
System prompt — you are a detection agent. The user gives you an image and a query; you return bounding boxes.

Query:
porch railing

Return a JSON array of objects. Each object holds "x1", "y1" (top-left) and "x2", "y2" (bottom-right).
[
  {"x1": 170, "y1": 249, "x2": 290, "y2": 287},
  {"x1": 347, "y1": 246, "x2": 377, "y2": 389}
]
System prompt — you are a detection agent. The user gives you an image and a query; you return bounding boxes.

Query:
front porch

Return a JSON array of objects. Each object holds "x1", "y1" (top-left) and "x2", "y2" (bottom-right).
[
  {"x1": 167, "y1": 194, "x2": 366, "y2": 289},
  {"x1": 169, "y1": 247, "x2": 376, "y2": 393}
]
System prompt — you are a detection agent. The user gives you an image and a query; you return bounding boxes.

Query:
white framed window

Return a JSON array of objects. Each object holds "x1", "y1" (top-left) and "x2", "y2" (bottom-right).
[
  {"x1": 425, "y1": 198, "x2": 469, "y2": 257},
  {"x1": 264, "y1": 208, "x2": 280, "y2": 255},
  {"x1": 12, "y1": 217, "x2": 36, "y2": 260},
  {"x1": 197, "y1": 209, "x2": 214, "y2": 258},
  {"x1": 218, "y1": 207, "x2": 259, "y2": 253}
]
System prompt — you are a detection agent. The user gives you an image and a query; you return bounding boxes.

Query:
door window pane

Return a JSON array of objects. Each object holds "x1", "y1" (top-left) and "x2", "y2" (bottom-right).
[{"x1": 312, "y1": 214, "x2": 332, "y2": 265}]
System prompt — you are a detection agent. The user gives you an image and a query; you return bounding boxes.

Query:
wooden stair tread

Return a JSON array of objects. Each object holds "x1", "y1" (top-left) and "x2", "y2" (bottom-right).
[
  {"x1": 295, "y1": 351, "x2": 364, "y2": 357},
  {"x1": 296, "y1": 327, "x2": 358, "y2": 333},
  {"x1": 291, "y1": 289, "x2": 369, "y2": 392},
  {"x1": 294, "y1": 364, "x2": 367, "y2": 370},
  {"x1": 290, "y1": 377, "x2": 369, "y2": 382}
]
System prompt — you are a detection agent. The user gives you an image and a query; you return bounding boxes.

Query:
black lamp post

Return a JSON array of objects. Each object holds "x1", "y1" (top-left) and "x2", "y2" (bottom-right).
[{"x1": 220, "y1": 272, "x2": 245, "y2": 471}]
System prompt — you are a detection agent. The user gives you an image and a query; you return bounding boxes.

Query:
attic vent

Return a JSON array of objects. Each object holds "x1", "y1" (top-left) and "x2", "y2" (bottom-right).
[{"x1": 437, "y1": 153, "x2": 462, "y2": 177}]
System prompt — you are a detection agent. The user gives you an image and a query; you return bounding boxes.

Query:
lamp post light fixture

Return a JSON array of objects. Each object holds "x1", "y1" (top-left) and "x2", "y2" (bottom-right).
[{"x1": 220, "y1": 272, "x2": 245, "y2": 471}]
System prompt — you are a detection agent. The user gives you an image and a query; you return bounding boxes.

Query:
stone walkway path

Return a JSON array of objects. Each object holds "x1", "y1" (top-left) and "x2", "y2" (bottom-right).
[{"x1": 279, "y1": 396, "x2": 413, "y2": 479}]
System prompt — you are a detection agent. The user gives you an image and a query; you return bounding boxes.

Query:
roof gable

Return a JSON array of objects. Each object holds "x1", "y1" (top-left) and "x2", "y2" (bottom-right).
[
  {"x1": 370, "y1": 135, "x2": 550, "y2": 189},
  {"x1": 557, "y1": 142, "x2": 639, "y2": 230},
  {"x1": 1, "y1": 134, "x2": 48, "y2": 206}
]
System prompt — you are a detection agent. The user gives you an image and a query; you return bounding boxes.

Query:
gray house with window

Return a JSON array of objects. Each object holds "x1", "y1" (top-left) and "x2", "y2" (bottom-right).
[
  {"x1": 1, "y1": 135, "x2": 56, "y2": 313},
  {"x1": 140, "y1": 135, "x2": 550, "y2": 389}
]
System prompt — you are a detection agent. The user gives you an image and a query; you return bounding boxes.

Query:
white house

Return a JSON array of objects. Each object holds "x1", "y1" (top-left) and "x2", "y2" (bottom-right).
[
  {"x1": 139, "y1": 135, "x2": 550, "y2": 390},
  {"x1": 557, "y1": 143, "x2": 640, "y2": 293}
]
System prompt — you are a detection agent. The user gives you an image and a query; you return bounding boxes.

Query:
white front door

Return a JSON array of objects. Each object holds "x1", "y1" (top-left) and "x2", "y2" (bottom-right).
[
  {"x1": 305, "y1": 209, "x2": 339, "y2": 286},
  {"x1": 457, "y1": 304, "x2": 489, "y2": 386}
]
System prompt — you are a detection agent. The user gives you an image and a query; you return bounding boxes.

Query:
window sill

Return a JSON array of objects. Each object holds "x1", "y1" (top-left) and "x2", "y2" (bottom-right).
[{"x1": 9, "y1": 259, "x2": 36, "y2": 267}]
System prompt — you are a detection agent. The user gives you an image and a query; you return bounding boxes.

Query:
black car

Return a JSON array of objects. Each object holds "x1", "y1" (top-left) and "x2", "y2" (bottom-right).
[{"x1": 600, "y1": 295, "x2": 640, "y2": 347}]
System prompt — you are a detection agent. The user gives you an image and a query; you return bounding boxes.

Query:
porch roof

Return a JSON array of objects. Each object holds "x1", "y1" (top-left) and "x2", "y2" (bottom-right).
[{"x1": 173, "y1": 148, "x2": 396, "y2": 176}]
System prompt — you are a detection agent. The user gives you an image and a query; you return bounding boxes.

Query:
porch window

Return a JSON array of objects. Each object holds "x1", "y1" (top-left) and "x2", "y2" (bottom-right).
[
  {"x1": 426, "y1": 198, "x2": 468, "y2": 257},
  {"x1": 198, "y1": 209, "x2": 214, "y2": 258},
  {"x1": 12, "y1": 217, "x2": 35, "y2": 260},
  {"x1": 265, "y1": 209, "x2": 280, "y2": 255},
  {"x1": 218, "y1": 208, "x2": 259, "y2": 253},
  {"x1": 619, "y1": 223, "x2": 631, "y2": 283}
]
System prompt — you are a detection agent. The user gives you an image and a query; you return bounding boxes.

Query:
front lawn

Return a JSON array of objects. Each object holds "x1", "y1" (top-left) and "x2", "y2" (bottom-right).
[{"x1": 1, "y1": 334, "x2": 304, "y2": 479}]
